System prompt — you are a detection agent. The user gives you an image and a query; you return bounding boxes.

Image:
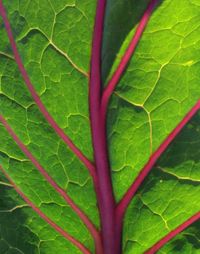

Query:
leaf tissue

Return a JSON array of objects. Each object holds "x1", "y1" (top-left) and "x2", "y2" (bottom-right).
[{"x1": 0, "y1": 0, "x2": 200, "y2": 253}]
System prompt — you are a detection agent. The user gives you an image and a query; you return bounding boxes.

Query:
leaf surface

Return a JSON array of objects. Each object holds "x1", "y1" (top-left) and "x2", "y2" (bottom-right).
[{"x1": 0, "y1": 0, "x2": 200, "y2": 253}]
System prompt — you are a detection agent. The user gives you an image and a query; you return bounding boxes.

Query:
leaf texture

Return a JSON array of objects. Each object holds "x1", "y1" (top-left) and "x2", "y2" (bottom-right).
[{"x1": 0, "y1": 0, "x2": 199, "y2": 253}]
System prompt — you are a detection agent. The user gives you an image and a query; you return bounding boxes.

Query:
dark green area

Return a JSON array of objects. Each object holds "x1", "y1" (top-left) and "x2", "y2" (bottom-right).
[{"x1": 158, "y1": 221, "x2": 200, "y2": 254}]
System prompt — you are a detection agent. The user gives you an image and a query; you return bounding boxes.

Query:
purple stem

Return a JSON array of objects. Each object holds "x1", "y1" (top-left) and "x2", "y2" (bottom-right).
[
  {"x1": 117, "y1": 100, "x2": 200, "y2": 225},
  {"x1": 0, "y1": 115, "x2": 102, "y2": 253},
  {"x1": 99, "y1": 1, "x2": 158, "y2": 251},
  {"x1": 145, "y1": 211, "x2": 200, "y2": 254},
  {"x1": 0, "y1": 0, "x2": 97, "y2": 183},
  {"x1": 0, "y1": 165, "x2": 91, "y2": 254},
  {"x1": 89, "y1": 0, "x2": 117, "y2": 253}
]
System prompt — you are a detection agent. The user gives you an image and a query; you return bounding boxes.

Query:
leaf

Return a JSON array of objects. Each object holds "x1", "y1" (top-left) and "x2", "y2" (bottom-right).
[{"x1": 0, "y1": 0, "x2": 199, "y2": 253}]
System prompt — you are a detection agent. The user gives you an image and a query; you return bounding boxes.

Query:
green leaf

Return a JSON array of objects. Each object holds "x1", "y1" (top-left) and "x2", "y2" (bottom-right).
[{"x1": 0, "y1": 0, "x2": 200, "y2": 253}]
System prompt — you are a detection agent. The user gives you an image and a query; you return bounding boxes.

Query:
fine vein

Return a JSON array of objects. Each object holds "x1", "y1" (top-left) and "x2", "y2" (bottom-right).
[
  {"x1": 145, "y1": 211, "x2": 200, "y2": 254},
  {"x1": 0, "y1": 165, "x2": 91, "y2": 254}
]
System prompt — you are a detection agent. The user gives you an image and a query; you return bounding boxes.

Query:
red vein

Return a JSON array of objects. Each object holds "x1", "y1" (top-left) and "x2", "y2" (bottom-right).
[
  {"x1": 145, "y1": 211, "x2": 200, "y2": 254},
  {"x1": 101, "y1": 0, "x2": 158, "y2": 122},
  {"x1": 0, "y1": 165, "x2": 91, "y2": 254},
  {"x1": 89, "y1": 0, "x2": 117, "y2": 253},
  {"x1": 0, "y1": 115, "x2": 102, "y2": 252},
  {"x1": 0, "y1": 1, "x2": 96, "y2": 182},
  {"x1": 117, "y1": 100, "x2": 200, "y2": 221}
]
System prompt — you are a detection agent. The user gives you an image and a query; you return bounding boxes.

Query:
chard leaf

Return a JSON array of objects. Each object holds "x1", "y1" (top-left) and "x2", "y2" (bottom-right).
[{"x1": 0, "y1": 0, "x2": 199, "y2": 253}]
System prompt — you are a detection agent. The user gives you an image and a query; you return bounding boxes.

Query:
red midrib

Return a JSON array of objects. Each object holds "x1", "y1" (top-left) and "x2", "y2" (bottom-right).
[{"x1": 89, "y1": 0, "x2": 117, "y2": 253}]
